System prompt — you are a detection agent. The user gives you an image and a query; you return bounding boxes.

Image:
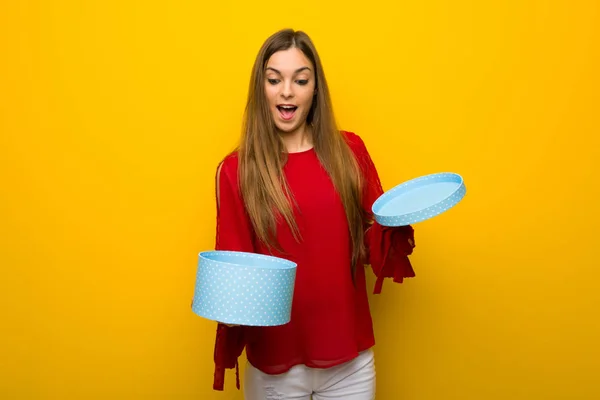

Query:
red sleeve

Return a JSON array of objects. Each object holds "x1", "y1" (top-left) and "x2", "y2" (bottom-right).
[
  {"x1": 212, "y1": 154, "x2": 253, "y2": 391},
  {"x1": 343, "y1": 131, "x2": 416, "y2": 294}
]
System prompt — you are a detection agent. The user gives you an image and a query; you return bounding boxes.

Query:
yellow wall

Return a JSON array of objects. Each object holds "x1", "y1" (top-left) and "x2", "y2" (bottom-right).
[{"x1": 1, "y1": 1, "x2": 599, "y2": 399}]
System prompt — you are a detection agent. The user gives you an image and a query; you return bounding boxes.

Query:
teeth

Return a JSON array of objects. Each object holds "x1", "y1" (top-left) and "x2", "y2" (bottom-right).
[{"x1": 279, "y1": 106, "x2": 296, "y2": 109}]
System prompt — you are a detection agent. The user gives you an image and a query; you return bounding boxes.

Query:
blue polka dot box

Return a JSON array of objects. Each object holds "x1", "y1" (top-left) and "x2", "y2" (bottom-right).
[
  {"x1": 372, "y1": 172, "x2": 466, "y2": 226},
  {"x1": 191, "y1": 250, "x2": 298, "y2": 326}
]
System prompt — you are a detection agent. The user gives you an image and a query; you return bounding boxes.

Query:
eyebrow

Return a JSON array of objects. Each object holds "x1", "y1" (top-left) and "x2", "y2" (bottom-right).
[{"x1": 265, "y1": 66, "x2": 312, "y2": 74}]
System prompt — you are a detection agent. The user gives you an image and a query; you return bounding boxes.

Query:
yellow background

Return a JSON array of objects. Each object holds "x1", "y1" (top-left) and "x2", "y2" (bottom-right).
[{"x1": 1, "y1": 0, "x2": 599, "y2": 399}]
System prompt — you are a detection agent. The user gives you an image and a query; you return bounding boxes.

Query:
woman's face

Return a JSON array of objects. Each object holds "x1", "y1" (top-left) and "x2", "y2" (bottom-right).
[{"x1": 264, "y1": 48, "x2": 316, "y2": 136}]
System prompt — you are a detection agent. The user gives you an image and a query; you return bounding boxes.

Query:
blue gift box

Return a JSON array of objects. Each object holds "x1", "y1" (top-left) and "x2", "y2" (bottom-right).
[
  {"x1": 372, "y1": 172, "x2": 466, "y2": 226},
  {"x1": 191, "y1": 250, "x2": 297, "y2": 326}
]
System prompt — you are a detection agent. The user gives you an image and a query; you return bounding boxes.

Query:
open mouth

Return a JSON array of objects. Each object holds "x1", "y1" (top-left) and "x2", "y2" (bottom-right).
[{"x1": 276, "y1": 105, "x2": 298, "y2": 121}]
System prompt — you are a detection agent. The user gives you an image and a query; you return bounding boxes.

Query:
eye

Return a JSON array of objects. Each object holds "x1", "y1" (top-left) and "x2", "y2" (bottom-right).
[
  {"x1": 296, "y1": 79, "x2": 309, "y2": 85},
  {"x1": 267, "y1": 78, "x2": 280, "y2": 85}
]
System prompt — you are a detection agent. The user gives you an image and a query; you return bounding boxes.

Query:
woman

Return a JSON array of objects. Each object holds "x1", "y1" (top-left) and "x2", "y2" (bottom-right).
[{"x1": 211, "y1": 28, "x2": 416, "y2": 399}]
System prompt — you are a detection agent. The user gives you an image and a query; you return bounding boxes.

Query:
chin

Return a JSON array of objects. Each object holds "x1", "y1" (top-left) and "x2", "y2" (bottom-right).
[
  {"x1": 275, "y1": 123, "x2": 295, "y2": 132},
  {"x1": 275, "y1": 123, "x2": 304, "y2": 134},
  {"x1": 273, "y1": 115, "x2": 308, "y2": 134}
]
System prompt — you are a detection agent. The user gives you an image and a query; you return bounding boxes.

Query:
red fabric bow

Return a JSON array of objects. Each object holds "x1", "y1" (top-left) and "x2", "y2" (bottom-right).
[
  {"x1": 213, "y1": 323, "x2": 244, "y2": 391},
  {"x1": 366, "y1": 223, "x2": 416, "y2": 294}
]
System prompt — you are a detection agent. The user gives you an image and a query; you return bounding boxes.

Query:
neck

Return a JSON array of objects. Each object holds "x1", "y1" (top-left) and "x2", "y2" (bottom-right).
[{"x1": 280, "y1": 123, "x2": 313, "y2": 153}]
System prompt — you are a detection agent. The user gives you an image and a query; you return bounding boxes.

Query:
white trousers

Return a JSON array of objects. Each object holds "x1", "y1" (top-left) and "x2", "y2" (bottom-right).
[{"x1": 243, "y1": 349, "x2": 376, "y2": 400}]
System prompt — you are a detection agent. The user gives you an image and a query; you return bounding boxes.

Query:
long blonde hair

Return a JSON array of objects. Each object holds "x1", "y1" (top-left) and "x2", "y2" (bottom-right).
[{"x1": 238, "y1": 29, "x2": 366, "y2": 277}]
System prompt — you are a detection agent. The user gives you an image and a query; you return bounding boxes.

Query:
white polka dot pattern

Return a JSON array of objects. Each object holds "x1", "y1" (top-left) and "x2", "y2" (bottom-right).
[
  {"x1": 372, "y1": 172, "x2": 466, "y2": 227},
  {"x1": 191, "y1": 251, "x2": 297, "y2": 327}
]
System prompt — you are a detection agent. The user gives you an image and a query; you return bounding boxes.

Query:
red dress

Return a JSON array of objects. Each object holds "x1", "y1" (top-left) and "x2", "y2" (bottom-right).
[{"x1": 211, "y1": 131, "x2": 416, "y2": 390}]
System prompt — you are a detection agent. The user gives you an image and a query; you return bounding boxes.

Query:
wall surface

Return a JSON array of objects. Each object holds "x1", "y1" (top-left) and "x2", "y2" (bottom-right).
[{"x1": 1, "y1": 1, "x2": 599, "y2": 399}]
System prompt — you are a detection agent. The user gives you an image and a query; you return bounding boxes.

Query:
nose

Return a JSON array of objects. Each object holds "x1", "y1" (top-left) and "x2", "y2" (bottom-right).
[{"x1": 281, "y1": 80, "x2": 294, "y2": 99}]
